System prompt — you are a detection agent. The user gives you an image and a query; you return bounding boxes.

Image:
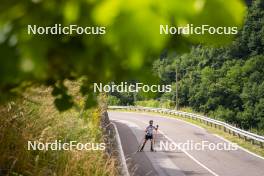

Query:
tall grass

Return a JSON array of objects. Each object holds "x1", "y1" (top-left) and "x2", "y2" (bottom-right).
[{"x1": 0, "y1": 82, "x2": 116, "y2": 176}]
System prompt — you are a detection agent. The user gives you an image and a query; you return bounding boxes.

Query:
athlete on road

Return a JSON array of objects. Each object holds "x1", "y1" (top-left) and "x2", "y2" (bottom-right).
[{"x1": 139, "y1": 120, "x2": 158, "y2": 152}]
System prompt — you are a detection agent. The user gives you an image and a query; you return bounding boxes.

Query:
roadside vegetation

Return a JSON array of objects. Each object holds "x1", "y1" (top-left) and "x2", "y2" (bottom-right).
[
  {"x1": 152, "y1": 0, "x2": 264, "y2": 135},
  {"x1": 0, "y1": 81, "x2": 116, "y2": 176},
  {"x1": 108, "y1": 0, "x2": 264, "y2": 136},
  {"x1": 0, "y1": 0, "x2": 250, "y2": 175}
]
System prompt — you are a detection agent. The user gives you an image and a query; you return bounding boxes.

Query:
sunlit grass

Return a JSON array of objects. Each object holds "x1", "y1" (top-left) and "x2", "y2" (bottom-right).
[{"x1": 0, "y1": 82, "x2": 116, "y2": 176}]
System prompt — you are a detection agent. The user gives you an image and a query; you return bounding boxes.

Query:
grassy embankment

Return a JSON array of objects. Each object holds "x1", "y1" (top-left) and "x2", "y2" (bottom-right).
[{"x1": 0, "y1": 81, "x2": 116, "y2": 176}]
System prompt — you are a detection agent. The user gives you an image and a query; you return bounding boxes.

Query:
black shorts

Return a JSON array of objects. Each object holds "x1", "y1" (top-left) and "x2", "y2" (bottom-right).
[{"x1": 145, "y1": 134, "x2": 153, "y2": 140}]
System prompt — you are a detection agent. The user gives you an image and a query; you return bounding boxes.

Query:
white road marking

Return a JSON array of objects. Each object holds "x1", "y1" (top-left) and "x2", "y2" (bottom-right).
[
  {"x1": 111, "y1": 122, "x2": 130, "y2": 176},
  {"x1": 113, "y1": 119, "x2": 185, "y2": 176},
  {"x1": 160, "y1": 130, "x2": 219, "y2": 176},
  {"x1": 112, "y1": 114, "x2": 219, "y2": 176},
  {"x1": 115, "y1": 111, "x2": 264, "y2": 161},
  {"x1": 213, "y1": 134, "x2": 264, "y2": 160},
  {"x1": 110, "y1": 111, "x2": 264, "y2": 176},
  {"x1": 139, "y1": 120, "x2": 219, "y2": 176}
]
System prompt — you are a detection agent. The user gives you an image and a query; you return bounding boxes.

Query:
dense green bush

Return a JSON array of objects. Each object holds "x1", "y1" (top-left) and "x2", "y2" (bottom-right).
[
  {"x1": 135, "y1": 99, "x2": 173, "y2": 109},
  {"x1": 107, "y1": 95, "x2": 121, "y2": 106}
]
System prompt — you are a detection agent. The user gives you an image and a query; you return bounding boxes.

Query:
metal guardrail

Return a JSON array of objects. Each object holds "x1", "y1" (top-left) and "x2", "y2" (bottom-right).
[{"x1": 108, "y1": 106, "x2": 264, "y2": 148}]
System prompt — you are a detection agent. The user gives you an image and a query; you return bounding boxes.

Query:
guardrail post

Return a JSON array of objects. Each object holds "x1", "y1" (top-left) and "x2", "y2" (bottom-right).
[
  {"x1": 244, "y1": 136, "x2": 248, "y2": 142},
  {"x1": 238, "y1": 133, "x2": 241, "y2": 139}
]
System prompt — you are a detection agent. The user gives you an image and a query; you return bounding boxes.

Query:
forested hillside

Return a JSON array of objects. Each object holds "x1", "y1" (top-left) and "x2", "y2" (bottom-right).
[{"x1": 152, "y1": 0, "x2": 264, "y2": 133}]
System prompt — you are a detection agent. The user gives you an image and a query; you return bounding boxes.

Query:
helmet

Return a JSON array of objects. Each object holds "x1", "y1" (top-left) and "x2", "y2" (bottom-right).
[{"x1": 149, "y1": 120, "x2": 153, "y2": 124}]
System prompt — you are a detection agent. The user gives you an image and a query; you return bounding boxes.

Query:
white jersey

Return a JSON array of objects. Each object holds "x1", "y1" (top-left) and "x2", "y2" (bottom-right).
[{"x1": 146, "y1": 125, "x2": 156, "y2": 135}]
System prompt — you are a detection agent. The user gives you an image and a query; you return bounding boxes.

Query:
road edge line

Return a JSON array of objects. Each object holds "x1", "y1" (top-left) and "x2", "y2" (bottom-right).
[
  {"x1": 111, "y1": 122, "x2": 130, "y2": 176},
  {"x1": 158, "y1": 130, "x2": 219, "y2": 176},
  {"x1": 139, "y1": 120, "x2": 219, "y2": 176},
  {"x1": 116, "y1": 110, "x2": 264, "y2": 160},
  {"x1": 213, "y1": 134, "x2": 264, "y2": 160}
]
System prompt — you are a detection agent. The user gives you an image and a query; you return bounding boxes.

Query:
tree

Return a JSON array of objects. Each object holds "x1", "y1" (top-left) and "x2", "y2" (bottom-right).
[
  {"x1": 0, "y1": 0, "x2": 245, "y2": 110},
  {"x1": 229, "y1": 0, "x2": 264, "y2": 58}
]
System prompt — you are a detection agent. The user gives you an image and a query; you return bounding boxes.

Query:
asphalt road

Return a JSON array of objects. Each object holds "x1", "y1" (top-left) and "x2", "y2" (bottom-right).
[{"x1": 108, "y1": 111, "x2": 264, "y2": 176}]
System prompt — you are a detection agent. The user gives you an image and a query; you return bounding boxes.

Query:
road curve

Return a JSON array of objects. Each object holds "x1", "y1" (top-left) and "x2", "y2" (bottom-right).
[{"x1": 108, "y1": 111, "x2": 264, "y2": 176}]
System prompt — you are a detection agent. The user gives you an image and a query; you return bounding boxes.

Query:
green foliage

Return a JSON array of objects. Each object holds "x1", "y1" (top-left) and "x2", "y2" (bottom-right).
[
  {"x1": 229, "y1": 0, "x2": 264, "y2": 58},
  {"x1": 0, "y1": 0, "x2": 246, "y2": 110},
  {"x1": 152, "y1": 0, "x2": 264, "y2": 133},
  {"x1": 135, "y1": 99, "x2": 173, "y2": 109},
  {"x1": 52, "y1": 82, "x2": 74, "y2": 111},
  {"x1": 107, "y1": 95, "x2": 121, "y2": 105},
  {"x1": 109, "y1": 90, "x2": 134, "y2": 105}
]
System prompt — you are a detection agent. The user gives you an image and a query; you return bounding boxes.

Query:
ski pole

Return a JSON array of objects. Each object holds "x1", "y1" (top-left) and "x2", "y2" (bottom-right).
[
  {"x1": 137, "y1": 136, "x2": 145, "y2": 151},
  {"x1": 153, "y1": 125, "x2": 159, "y2": 151}
]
